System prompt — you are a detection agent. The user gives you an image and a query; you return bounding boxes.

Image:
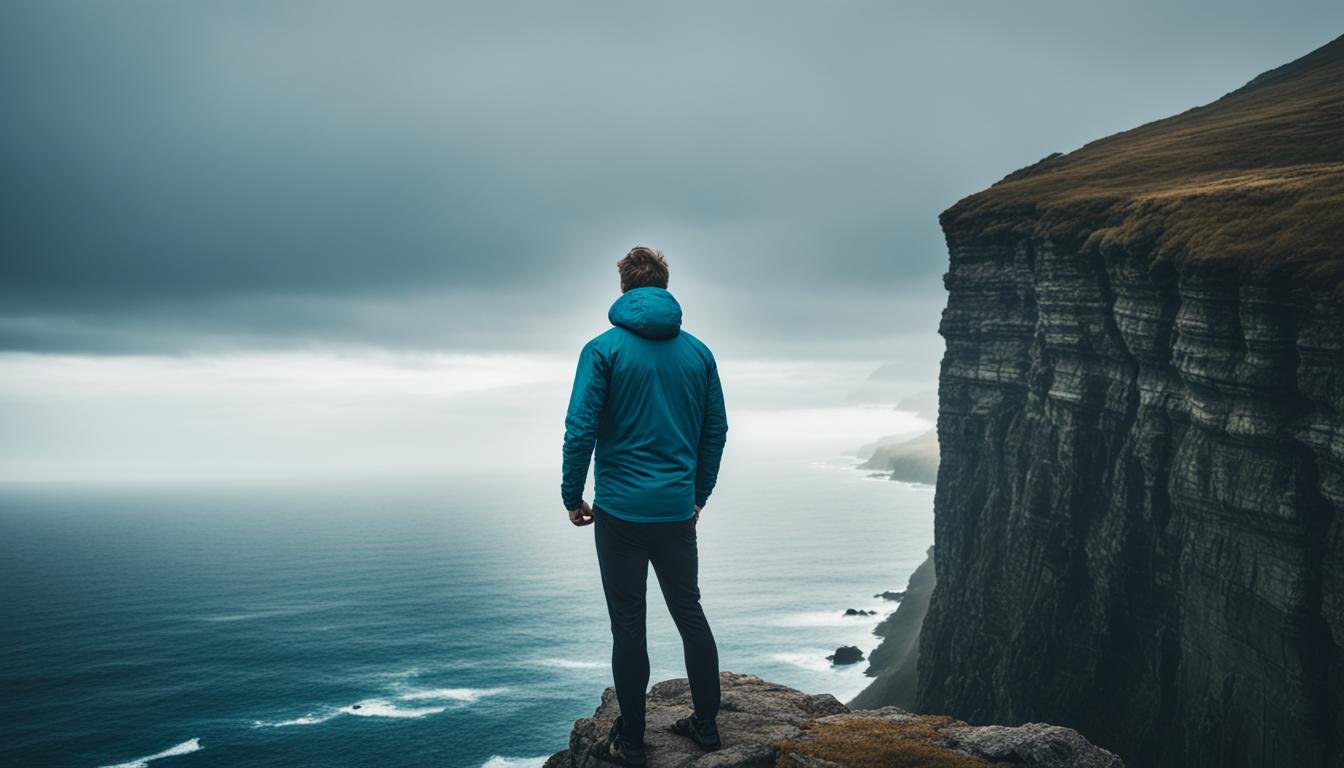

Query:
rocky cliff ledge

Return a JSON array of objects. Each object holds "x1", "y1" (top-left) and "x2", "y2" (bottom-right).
[
  {"x1": 544, "y1": 672, "x2": 1122, "y2": 768},
  {"x1": 858, "y1": 34, "x2": 1344, "y2": 768}
]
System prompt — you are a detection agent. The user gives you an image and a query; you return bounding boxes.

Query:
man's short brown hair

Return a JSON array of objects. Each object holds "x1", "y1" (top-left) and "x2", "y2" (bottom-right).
[{"x1": 617, "y1": 246, "x2": 669, "y2": 290}]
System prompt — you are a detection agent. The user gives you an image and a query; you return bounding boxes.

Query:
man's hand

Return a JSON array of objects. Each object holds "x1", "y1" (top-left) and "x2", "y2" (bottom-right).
[
  {"x1": 568, "y1": 500, "x2": 594, "y2": 526},
  {"x1": 694, "y1": 504, "x2": 702, "y2": 524}
]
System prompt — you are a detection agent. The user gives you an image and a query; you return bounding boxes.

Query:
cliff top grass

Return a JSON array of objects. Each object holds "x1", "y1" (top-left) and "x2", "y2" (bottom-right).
[
  {"x1": 777, "y1": 713, "x2": 989, "y2": 768},
  {"x1": 942, "y1": 33, "x2": 1344, "y2": 287}
]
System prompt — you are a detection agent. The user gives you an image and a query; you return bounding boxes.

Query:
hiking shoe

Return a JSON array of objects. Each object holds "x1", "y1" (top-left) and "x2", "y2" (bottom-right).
[
  {"x1": 589, "y1": 715, "x2": 647, "y2": 766},
  {"x1": 667, "y1": 712, "x2": 721, "y2": 751}
]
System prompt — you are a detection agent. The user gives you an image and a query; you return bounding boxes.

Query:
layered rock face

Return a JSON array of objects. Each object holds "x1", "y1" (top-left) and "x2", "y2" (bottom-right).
[
  {"x1": 545, "y1": 672, "x2": 1123, "y2": 768},
  {"x1": 920, "y1": 235, "x2": 1342, "y2": 767},
  {"x1": 902, "y1": 34, "x2": 1344, "y2": 768}
]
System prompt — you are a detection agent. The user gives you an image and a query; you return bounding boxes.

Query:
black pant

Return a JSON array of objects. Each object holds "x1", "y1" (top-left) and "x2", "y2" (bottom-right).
[{"x1": 592, "y1": 504, "x2": 720, "y2": 745}]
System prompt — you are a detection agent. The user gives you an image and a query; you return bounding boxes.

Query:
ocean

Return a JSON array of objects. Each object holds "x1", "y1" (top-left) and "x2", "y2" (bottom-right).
[{"x1": 1, "y1": 454, "x2": 933, "y2": 768}]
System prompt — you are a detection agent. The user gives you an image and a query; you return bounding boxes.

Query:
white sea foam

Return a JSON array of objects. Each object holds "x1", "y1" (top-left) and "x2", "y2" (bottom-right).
[
  {"x1": 371, "y1": 660, "x2": 478, "y2": 679},
  {"x1": 343, "y1": 699, "x2": 448, "y2": 718},
  {"x1": 255, "y1": 712, "x2": 334, "y2": 727},
  {"x1": 480, "y1": 757, "x2": 550, "y2": 768},
  {"x1": 768, "y1": 651, "x2": 841, "y2": 672},
  {"x1": 253, "y1": 701, "x2": 446, "y2": 726},
  {"x1": 397, "y1": 686, "x2": 508, "y2": 702},
  {"x1": 535, "y1": 657, "x2": 606, "y2": 670},
  {"x1": 252, "y1": 687, "x2": 507, "y2": 727},
  {"x1": 99, "y1": 738, "x2": 202, "y2": 768}
]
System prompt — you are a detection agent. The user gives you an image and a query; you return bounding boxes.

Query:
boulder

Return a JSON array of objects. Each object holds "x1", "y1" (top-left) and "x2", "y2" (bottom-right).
[{"x1": 826, "y1": 647, "x2": 864, "y2": 665}]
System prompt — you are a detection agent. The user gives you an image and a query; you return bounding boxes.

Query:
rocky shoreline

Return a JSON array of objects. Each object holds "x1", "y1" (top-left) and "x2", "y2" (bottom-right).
[{"x1": 850, "y1": 545, "x2": 935, "y2": 711}]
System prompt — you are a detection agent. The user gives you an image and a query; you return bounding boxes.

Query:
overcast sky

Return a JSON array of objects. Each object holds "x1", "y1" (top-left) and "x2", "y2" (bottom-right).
[{"x1": 2, "y1": 1, "x2": 1340, "y2": 481}]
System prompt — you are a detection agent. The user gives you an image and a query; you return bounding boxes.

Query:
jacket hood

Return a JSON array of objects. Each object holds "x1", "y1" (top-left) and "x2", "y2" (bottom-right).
[{"x1": 608, "y1": 286, "x2": 682, "y2": 340}]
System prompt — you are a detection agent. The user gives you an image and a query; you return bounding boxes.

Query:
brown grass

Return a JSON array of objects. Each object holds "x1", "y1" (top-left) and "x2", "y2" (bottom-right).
[
  {"x1": 776, "y1": 715, "x2": 988, "y2": 768},
  {"x1": 942, "y1": 33, "x2": 1344, "y2": 291}
]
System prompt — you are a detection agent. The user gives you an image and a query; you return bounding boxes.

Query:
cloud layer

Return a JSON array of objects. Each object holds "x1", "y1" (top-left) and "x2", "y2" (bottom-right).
[{"x1": 2, "y1": 1, "x2": 1339, "y2": 361}]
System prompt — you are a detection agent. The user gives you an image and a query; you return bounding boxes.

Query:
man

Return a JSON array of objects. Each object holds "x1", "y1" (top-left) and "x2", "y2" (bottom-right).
[{"x1": 561, "y1": 246, "x2": 728, "y2": 766}]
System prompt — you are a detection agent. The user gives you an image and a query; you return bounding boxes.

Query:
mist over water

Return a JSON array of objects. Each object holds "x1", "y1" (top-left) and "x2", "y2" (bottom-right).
[{"x1": 0, "y1": 351, "x2": 926, "y2": 483}]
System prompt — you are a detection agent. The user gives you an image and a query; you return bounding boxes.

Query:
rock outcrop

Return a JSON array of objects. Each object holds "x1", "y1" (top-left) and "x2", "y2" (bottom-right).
[
  {"x1": 826, "y1": 646, "x2": 864, "y2": 665},
  {"x1": 858, "y1": 34, "x2": 1344, "y2": 768},
  {"x1": 544, "y1": 672, "x2": 1123, "y2": 768}
]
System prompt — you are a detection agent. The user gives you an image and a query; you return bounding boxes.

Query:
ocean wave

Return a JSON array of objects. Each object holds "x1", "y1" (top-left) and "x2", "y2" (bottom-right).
[
  {"x1": 397, "y1": 687, "x2": 509, "y2": 702},
  {"x1": 99, "y1": 738, "x2": 202, "y2": 768},
  {"x1": 253, "y1": 700, "x2": 443, "y2": 727},
  {"x1": 198, "y1": 601, "x2": 347, "y2": 623},
  {"x1": 343, "y1": 699, "x2": 449, "y2": 719},
  {"x1": 534, "y1": 657, "x2": 606, "y2": 670},
  {"x1": 378, "y1": 666, "x2": 424, "y2": 679},
  {"x1": 480, "y1": 757, "x2": 550, "y2": 768},
  {"x1": 768, "y1": 651, "x2": 841, "y2": 672},
  {"x1": 253, "y1": 687, "x2": 508, "y2": 728},
  {"x1": 370, "y1": 660, "x2": 479, "y2": 680},
  {"x1": 255, "y1": 712, "x2": 334, "y2": 728},
  {"x1": 200, "y1": 610, "x2": 295, "y2": 622}
]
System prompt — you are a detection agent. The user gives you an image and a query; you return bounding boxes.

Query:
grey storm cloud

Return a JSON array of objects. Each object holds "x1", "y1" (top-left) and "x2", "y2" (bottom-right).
[{"x1": 2, "y1": 0, "x2": 1341, "y2": 358}]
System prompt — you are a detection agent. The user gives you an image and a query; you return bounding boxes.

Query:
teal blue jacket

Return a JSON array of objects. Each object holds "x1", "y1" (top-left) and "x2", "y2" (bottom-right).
[{"x1": 561, "y1": 286, "x2": 728, "y2": 523}]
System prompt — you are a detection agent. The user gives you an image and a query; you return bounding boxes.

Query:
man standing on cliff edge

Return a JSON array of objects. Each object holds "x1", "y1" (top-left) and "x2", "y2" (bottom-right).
[{"x1": 561, "y1": 246, "x2": 729, "y2": 765}]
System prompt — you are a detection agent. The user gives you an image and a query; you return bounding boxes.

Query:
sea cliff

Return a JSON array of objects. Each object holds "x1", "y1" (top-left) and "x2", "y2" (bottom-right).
[{"x1": 858, "y1": 34, "x2": 1344, "y2": 768}]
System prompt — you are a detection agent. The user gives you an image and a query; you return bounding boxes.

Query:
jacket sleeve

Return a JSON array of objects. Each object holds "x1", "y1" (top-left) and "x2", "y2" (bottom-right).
[
  {"x1": 561, "y1": 341, "x2": 609, "y2": 511},
  {"x1": 694, "y1": 356, "x2": 728, "y2": 508}
]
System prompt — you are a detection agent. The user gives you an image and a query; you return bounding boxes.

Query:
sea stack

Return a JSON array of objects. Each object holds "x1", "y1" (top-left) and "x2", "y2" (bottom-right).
[{"x1": 827, "y1": 645, "x2": 864, "y2": 665}]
